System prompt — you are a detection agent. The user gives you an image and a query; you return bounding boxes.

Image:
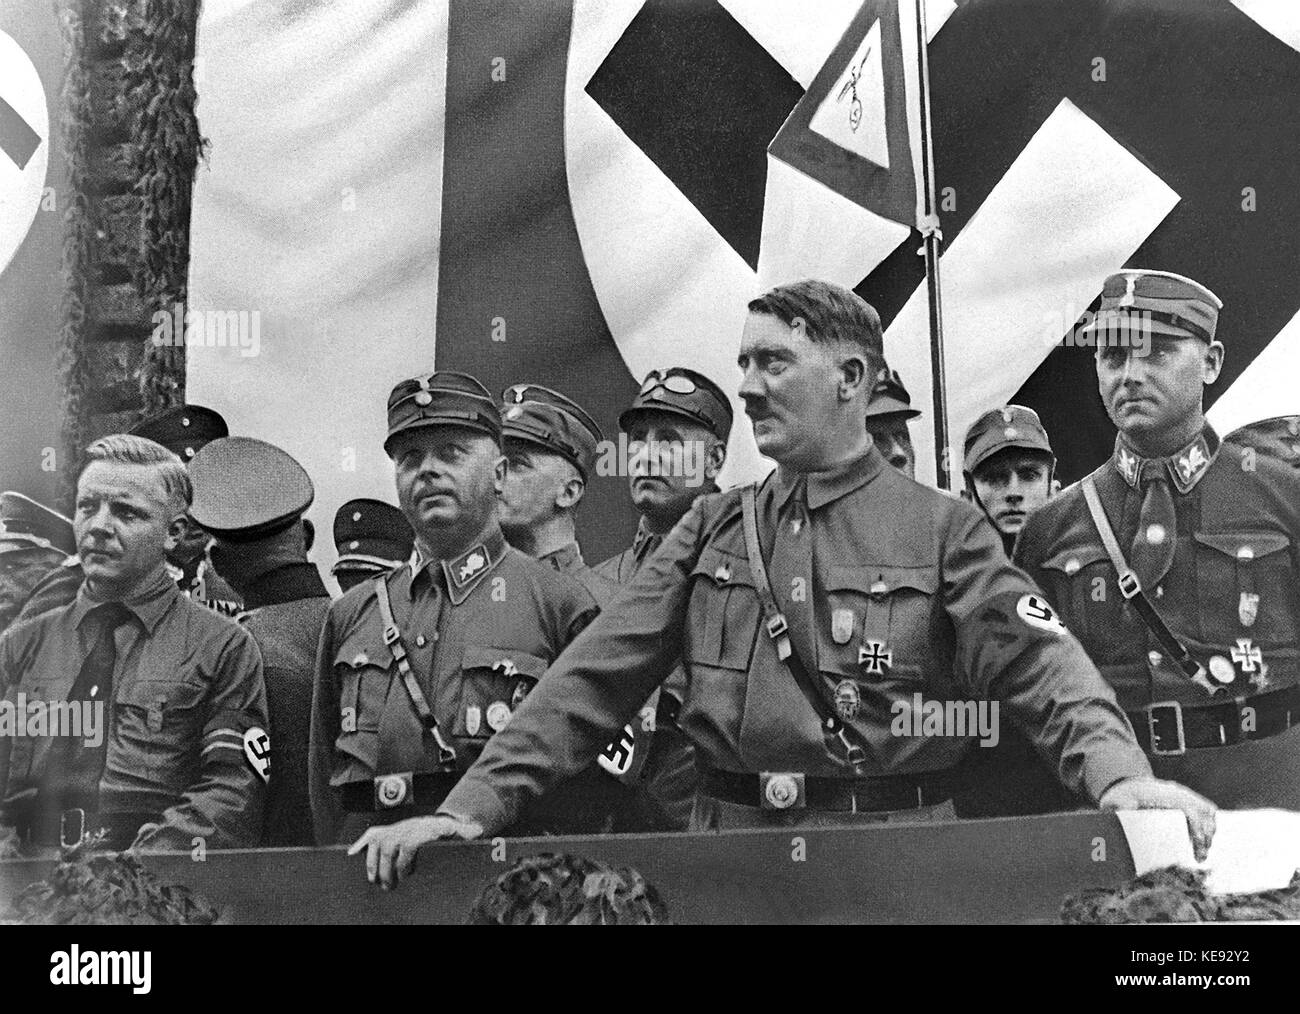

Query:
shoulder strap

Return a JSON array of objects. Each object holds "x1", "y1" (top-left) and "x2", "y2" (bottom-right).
[
  {"x1": 372, "y1": 575, "x2": 456, "y2": 766},
  {"x1": 1080, "y1": 476, "x2": 1212, "y2": 692},
  {"x1": 740, "y1": 486, "x2": 867, "y2": 773}
]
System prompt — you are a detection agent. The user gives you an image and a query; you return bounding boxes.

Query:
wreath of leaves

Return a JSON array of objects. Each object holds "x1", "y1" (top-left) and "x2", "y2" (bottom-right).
[
  {"x1": 54, "y1": 0, "x2": 94, "y2": 511},
  {"x1": 130, "y1": 0, "x2": 207, "y2": 417}
]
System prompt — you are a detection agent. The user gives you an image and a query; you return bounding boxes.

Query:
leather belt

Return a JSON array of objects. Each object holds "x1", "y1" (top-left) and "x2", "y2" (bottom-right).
[
  {"x1": 700, "y1": 768, "x2": 953, "y2": 813},
  {"x1": 1130, "y1": 685, "x2": 1300, "y2": 757},
  {"x1": 340, "y1": 772, "x2": 461, "y2": 813},
  {"x1": 19, "y1": 810, "x2": 160, "y2": 850}
]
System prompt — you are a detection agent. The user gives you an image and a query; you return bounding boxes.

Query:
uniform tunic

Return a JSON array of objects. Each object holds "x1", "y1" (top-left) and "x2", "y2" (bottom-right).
[
  {"x1": 308, "y1": 525, "x2": 600, "y2": 843},
  {"x1": 595, "y1": 518, "x2": 700, "y2": 831},
  {"x1": 1015, "y1": 426, "x2": 1300, "y2": 808},
  {"x1": 440, "y1": 445, "x2": 1151, "y2": 834},
  {"x1": 236, "y1": 561, "x2": 330, "y2": 846},
  {"x1": 0, "y1": 571, "x2": 268, "y2": 849}
]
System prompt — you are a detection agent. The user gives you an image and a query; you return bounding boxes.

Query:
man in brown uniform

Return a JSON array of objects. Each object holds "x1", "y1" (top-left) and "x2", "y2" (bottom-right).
[
  {"x1": 1015, "y1": 270, "x2": 1300, "y2": 809},
  {"x1": 864, "y1": 367, "x2": 920, "y2": 479},
  {"x1": 592, "y1": 368, "x2": 732, "y2": 831},
  {"x1": 308, "y1": 372, "x2": 602, "y2": 845},
  {"x1": 352, "y1": 280, "x2": 1216, "y2": 887},
  {"x1": 0, "y1": 435, "x2": 268, "y2": 852}
]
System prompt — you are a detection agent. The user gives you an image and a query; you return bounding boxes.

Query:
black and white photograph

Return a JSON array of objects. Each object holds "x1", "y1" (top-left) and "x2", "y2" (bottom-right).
[{"x1": 1, "y1": 0, "x2": 1299, "y2": 980}]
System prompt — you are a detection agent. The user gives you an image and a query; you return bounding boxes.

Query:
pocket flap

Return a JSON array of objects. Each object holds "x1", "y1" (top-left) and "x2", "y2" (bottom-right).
[
  {"x1": 690, "y1": 547, "x2": 755, "y2": 588},
  {"x1": 332, "y1": 625, "x2": 393, "y2": 672},
  {"x1": 1193, "y1": 531, "x2": 1290, "y2": 561},
  {"x1": 118, "y1": 679, "x2": 205, "y2": 710},
  {"x1": 828, "y1": 564, "x2": 936, "y2": 596},
  {"x1": 461, "y1": 645, "x2": 549, "y2": 679},
  {"x1": 1039, "y1": 545, "x2": 1110, "y2": 576}
]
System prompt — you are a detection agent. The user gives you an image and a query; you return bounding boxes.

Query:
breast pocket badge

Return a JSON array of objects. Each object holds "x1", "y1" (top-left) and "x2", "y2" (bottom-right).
[
  {"x1": 831, "y1": 609, "x2": 855, "y2": 645},
  {"x1": 1239, "y1": 592, "x2": 1259, "y2": 628}
]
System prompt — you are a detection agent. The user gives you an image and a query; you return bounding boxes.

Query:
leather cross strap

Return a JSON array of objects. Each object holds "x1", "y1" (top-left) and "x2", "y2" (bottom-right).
[
  {"x1": 372, "y1": 574, "x2": 457, "y2": 767},
  {"x1": 740, "y1": 485, "x2": 868, "y2": 773},
  {"x1": 1080, "y1": 475, "x2": 1210, "y2": 690}
]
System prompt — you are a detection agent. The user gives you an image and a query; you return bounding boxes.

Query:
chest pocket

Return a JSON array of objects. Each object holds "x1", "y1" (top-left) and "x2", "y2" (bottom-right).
[
  {"x1": 2, "y1": 680, "x2": 56, "y2": 782},
  {"x1": 827, "y1": 565, "x2": 937, "y2": 683},
  {"x1": 115, "y1": 679, "x2": 207, "y2": 779},
  {"x1": 1037, "y1": 545, "x2": 1112, "y2": 645},
  {"x1": 454, "y1": 646, "x2": 550, "y2": 739},
  {"x1": 684, "y1": 547, "x2": 759, "y2": 671},
  {"x1": 331, "y1": 631, "x2": 394, "y2": 768},
  {"x1": 1194, "y1": 531, "x2": 1295, "y2": 644}
]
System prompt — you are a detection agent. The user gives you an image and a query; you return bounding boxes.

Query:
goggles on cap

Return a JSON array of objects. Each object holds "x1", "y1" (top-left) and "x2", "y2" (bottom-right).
[{"x1": 640, "y1": 371, "x2": 699, "y2": 397}]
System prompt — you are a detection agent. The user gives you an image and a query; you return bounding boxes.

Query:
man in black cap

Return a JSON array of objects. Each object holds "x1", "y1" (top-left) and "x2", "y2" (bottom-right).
[
  {"x1": 331, "y1": 499, "x2": 414, "y2": 593},
  {"x1": 351, "y1": 279, "x2": 1215, "y2": 889},
  {"x1": 0, "y1": 434, "x2": 268, "y2": 853},
  {"x1": 963, "y1": 405, "x2": 1059, "y2": 557},
  {"x1": 189, "y1": 436, "x2": 329, "y2": 846},
  {"x1": 864, "y1": 368, "x2": 920, "y2": 479},
  {"x1": 0, "y1": 493, "x2": 75, "y2": 635},
  {"x1": 308, "y1": 371, "x2": 604, "y2": 846},
  {"x1": 1016, "y1": 269, "x2": 1300, "y2": 809},
  {"x1": 590, "y1": 367, "x2": 732, "y2": 831},
  {"x1": 18, "y1": 404, "x2": 242, "y2": 623}
]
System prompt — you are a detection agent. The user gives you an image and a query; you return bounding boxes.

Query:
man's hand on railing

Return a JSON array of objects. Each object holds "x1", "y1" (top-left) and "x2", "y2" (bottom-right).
[
  {"x1": 1098, "y1": 775, "x2": 1217, "y2": 862},
  {"x1": 348, "y1": 814, "x2": 484, "y2": 890}
]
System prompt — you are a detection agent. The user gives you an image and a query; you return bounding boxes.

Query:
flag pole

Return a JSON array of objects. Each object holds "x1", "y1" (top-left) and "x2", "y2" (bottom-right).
[{"x1": 913, "y1": 0, "x2": 951, "y2": 489}]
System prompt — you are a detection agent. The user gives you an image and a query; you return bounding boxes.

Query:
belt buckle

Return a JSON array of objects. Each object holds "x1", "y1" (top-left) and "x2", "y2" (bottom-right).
[
  {"x1": 60, "y1": 808, "x2": 86, "y2": 849},
  {"x1": 1147, "y1": 701, "x2": 1186, "y2": 757},
  {"x1": 1117, "y1": 570, "x2": 1141, "y2": 600},
  {"x1": 758, "y1": 771, "x2": 805, "y2": 810},
  {"x1": 374, "y1": 772, "x2": 414, "y2": 810}
]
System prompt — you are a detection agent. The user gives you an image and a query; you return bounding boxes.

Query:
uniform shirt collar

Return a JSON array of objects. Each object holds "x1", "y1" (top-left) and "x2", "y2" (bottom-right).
[
  {"x1": 773, "y1": 443, "x2": 885, "y2": 511},
  {"x1": 71, "y1": 567, "x2": 179, "y2": 635},
  {"x1": 409, "y1": 523, "x2": 508, "y2": 604},
  {"x1": 538, "y1": 541, "x2": 583, "y2": 573},
  {"x1": 1113, "y1": 424, "x2": 1220, "y2": 494},
  {"x1": 632, "y1": 517, "x2": 662, "y2": 562}
]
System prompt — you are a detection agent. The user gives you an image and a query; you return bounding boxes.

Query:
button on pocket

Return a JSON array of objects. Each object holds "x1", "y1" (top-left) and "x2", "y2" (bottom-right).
[
  {"x1": 331, "y1": 633, "x2": 394, "y2": 772},
  {"x1": 830, "y1": 565, "x2": 938, "y2": 683},
  {"x1": 685, "y1": 547, "x2": 759, "y2": 672},
  {"x1": 1193, "y1": 530, "x2": 1294, "y2": 644}
]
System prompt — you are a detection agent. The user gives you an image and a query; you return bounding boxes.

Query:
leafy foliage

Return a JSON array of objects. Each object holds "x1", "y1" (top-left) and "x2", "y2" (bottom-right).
[
  {"x1": 1, "y1": 834, "x2": 219, "y2": 925},
  {"x1": 466, "y1": 852, "x2": 671, "y2": 925},
  {"x1": 1061, "y1": 865, "x2": 1300, "y2": 923}
]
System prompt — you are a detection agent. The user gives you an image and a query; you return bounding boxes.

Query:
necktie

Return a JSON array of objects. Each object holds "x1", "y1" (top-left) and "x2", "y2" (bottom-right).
[
  {"x1": 42, "y1": 602, "x2": 133, "y2": 813},
  {"x1": 768, "y1": 476, "x2": 815, "y2": 663},
  {"x1": 1131, "y1": 470, "x2": 1177, "y2": 592}
]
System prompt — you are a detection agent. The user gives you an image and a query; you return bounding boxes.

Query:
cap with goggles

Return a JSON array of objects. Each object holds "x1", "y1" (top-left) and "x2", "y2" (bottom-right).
[{"x1": 618, "y1": 368, "x2": 733, "y2": 440}]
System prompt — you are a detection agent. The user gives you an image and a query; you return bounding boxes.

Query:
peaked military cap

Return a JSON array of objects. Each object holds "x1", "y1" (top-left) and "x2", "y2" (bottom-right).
[
  {"x1": 129, "y1": 404, "x2": 229, "y2": 462},
  {"x1": 0, "y1": 492, "x2": 76, "y2": 557},
  {"x1": 964, "y1": 405, "x2": 1054, "y2": 474},
  {"x1": 332, "y1": 498, "x2": 415, "y2": 575},
  {"x1": 1082, "y1": 269, "x2": 1223, "y2": 344},
  {"x1": 501, "y1": 383, "x2": 604, "y2": 479},
  {"x1": 865, "y1": 367, "x2": 920, "y2": 421},
  {"x1": 188, "y1": 437, "x2": 314, "y2": 541},
  {"x1": 385, "y1": 371, "x2": 501, "y2": 454},
  {"x1": 618, "y1": 367, "x2": 733, "y2": 440}
]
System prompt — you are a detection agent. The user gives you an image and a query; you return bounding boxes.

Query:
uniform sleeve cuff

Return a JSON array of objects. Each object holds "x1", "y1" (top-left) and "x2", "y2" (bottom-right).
[
  {"x1": 1083, "y1": 748, "x2": 1152, "y2": 805},
  {"x1": 440, "y1": 777, "x2": 512, "y2": 836}
]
